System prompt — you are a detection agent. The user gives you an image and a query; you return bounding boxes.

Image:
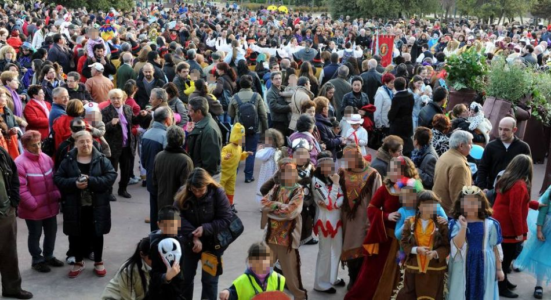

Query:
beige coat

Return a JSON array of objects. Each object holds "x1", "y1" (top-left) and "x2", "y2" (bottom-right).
[
  {"x1": 101, "y1": 260, "x2": 151, "y2": 300},
  {"x1": 433, "y1": 148, "x2": 472, "y2": 216},
  {"x1": 288, "y1": 86, "x2": 314, "y2": 131}
]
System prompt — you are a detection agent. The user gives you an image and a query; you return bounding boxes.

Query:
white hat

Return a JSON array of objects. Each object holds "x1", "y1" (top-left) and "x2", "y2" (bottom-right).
[
  {"x1": 88, "y1": 62, "x2": 104, "y2": 72},
  {"x1": 346, "y1": 114, "x2": 363, "y2": 125},
  {"x1": 84, "y1": 102, "x2": 100, "y2": 114}
]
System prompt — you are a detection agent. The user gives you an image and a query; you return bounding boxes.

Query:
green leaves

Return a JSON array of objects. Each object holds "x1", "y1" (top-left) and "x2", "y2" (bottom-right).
[
  {"x1": 43, "y1": 0, "x2": 134, "y2": 11},
  {"x1": 444, "y1": 47, "x2": 488, "y2": 93},
  {"x1": 486, "y1": 58, "x2": 532, "y2": 104}
]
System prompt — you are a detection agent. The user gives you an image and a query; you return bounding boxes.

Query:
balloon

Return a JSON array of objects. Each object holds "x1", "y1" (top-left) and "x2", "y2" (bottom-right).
[
  {"x1": 250, "y1": 17, "x2": 256, "y2": 23},
  {"x1": 470, "y1": 144, "x2": 484, "y2": 160}
]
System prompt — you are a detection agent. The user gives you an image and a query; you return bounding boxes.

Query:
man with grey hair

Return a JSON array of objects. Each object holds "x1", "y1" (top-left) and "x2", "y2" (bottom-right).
[
  {"x1": 135, "y1": 63, "x2": 166, "y2": 109},
  {"x1": 141, "y1": 106, "x2": 172, "y2": 231},
  {"x1": 49, "y1": 87, "x2": 69, "y2": 129},
  {"x1": 149, "y1": 87, "x2": 169, "y2": 110},
  {"x1": 360, "y1": 58, "x2": 382, "y2": 103},
  {"x1": 433, "y1": 130, "x2": 474, "y2": 215},
  {"x1": 327, "y1": 65, "x2": 352, "y2": 120},
  {"x1": 187, "y1": 97, "x2": 222, "y2": 180},
  {"x1": 116, "y1": 52, "x2": 137, "y2": 88},
  {"x1": 64, "y1": 72, "x2": 93, "y2": 102},
  {"x1": 186, "y1": 49, "x2": 206, "y2": 79},
  {"x1": 153, "y1": 125, "x2": 193, "y2": 211}
]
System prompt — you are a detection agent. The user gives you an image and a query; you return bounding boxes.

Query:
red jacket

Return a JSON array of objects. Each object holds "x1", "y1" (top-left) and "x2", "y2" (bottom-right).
[
  {"x1": 493, "y1": 180, "x2": 539, "y2": 243},
  {"x1": 23, "y1": 99, "x2": 51, "y2": 140}
]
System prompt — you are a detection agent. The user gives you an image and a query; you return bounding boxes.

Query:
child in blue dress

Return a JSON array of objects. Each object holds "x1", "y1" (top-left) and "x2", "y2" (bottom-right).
[{"x1": 514, "y1": 185, "x2": 551, "y2": 299}]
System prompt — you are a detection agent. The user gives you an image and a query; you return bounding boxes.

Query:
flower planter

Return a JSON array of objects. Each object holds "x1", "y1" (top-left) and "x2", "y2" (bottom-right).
[
  {"x1": 482, "y1": 96, "x2": 530, "y2": 141},
  {"x1": 447, "y1": 88, "x2": 477, "y2": 111},
  {"x1": 522, "y1": 115, "x2": 549, "y2": 164}
]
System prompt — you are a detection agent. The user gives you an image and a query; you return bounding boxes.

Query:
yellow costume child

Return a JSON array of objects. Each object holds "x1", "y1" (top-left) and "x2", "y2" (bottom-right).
[{"x1": 221, "y1": 123, "x2": 252, "y2": 210}]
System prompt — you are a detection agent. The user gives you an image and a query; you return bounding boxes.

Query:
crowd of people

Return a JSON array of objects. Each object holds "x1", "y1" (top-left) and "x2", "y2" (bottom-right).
[{"x1": 0, "y1": 1, "x2": 550, "y2": 300}]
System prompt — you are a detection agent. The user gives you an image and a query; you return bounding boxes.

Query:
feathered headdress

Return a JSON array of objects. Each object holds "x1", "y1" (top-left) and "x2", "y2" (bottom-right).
[{"x1": 396, "y1": 176, "x2": 424, "y2": 192}]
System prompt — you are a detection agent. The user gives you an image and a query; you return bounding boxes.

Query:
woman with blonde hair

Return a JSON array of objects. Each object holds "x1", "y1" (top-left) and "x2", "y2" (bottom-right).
[
  {"x1": 0, "y1": 45, "x2": 21, "y2": 72},
  {"x1": 175, "y1": 167, "x2": 233, "y2": 300}
]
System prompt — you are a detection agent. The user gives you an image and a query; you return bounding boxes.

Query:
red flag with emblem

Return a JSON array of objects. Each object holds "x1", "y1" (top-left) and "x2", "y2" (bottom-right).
[{"x1": 373, "y1": 34, "x2": 394, "y2": 67}]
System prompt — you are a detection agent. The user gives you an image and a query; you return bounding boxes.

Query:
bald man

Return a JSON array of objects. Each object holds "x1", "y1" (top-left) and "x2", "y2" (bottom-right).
[
  {"x1": 360, "y1": 58, "x2": 382, "y2": 104},
  {"x1": 116, "y1": 52, "x2": 137, "y2": 88},
  {"x1": 476, "y1": 117, "x2": 531, "y2": 191},
  {"x1": 135, "y1": 63, "x2": 166, "y2": 109}
]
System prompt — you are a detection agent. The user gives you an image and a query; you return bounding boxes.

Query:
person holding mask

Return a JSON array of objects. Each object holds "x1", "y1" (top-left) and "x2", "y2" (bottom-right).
[
  {"x1": 174, "y1": 168, "x2": 232, "y2": 300},
  {"x1": 54, "y1": 130, "x2": 117, "y2": 279},
  {"x1": 15, "y1": 130, "x2": 63, "y2": 273}
]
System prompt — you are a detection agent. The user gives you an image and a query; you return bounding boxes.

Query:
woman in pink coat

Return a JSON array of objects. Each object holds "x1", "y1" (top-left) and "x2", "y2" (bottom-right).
[{"x1": 15, "y1": 130, "x2": 63, "y2": 273}]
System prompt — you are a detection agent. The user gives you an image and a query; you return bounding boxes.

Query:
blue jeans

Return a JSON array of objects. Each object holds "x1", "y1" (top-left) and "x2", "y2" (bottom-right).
[
  {"x1": 218, "y1": 112, "x2": 231, "y2": 124},
  {"x1": 244, "y1": 133, "x2": 259, "y2": 180},
  {"x1": 25, "y1": 216, "x2": 57, "y2": 265},
  {"x1": 182, "y1": 249, "x2": 220, "y2": 300}
]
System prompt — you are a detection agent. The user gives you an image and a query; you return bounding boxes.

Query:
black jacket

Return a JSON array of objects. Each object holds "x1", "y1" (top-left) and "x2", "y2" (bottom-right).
[
  {"x1": 102, "y1": 104, "x2": 143, "y2": 157},
  {"x1": 341, "y1": 91, "x2": 369, "y2": 116},
  {"x1": 148, "y1": 232, "x2": 185, "y2": 300},
  {"x1": 451, "y1": 117, "x2": 486, "y2": 144},
  {"x1": 266, "y1": 85, "x2": 290, "y2": 123},
  {"x1": 135, "y1": 78, "x2": 166, "y2": 109},
  {"x1": 389, "y1": 91, "x2": 414, "y2": 155},
  {"x1": 418, "y1": 101, "x2": 444, "y2": 129},
  {"x1": 64, "y1": 82, "x2": 93, "y2": 102},
  {"x1": 315, "y1": 114, "x2": 341, "y2": 159},
  {"x1": 177, "y1": 186, "x2": 232, "y2": 249},
  {"x1": 54, "y1": 148, "x2": 117, "y2": 236},
  {"x1": 0, "y1": 146, "x2": 19, "y2": 212},
  {"x1": 163, "y1": 63, "x2": 176, "y2": 83},
  {"x1": 55, "y1": 137, "x2": 102, "y2": 171},
  {"x1": 82, "y1": 57, "x2": 117, "y2": 79},
  {"x1": 47, "y1": 44, "x2": 73, "y2": 74},
  {"x1": 360, "y1": 69, "x2": 382, "y2": 104},
  {"x1": 475, "y1": 138, "x2": 531, "y2": 189}
]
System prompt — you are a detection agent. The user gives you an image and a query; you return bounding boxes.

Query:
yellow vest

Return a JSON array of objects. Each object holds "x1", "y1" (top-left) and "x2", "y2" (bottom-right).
[{"x1": 233, "y1": 272, "x2": 285, "y2": 299}]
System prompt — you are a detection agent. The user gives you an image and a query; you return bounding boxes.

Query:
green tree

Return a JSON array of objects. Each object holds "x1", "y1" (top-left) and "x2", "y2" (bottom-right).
[{"x1": 43, "y1": 0, "x2": 133, "y2": 11}]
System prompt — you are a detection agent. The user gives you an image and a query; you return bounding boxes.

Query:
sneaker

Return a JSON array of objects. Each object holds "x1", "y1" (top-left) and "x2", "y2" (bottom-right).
[
  {"x1": 66, "y1": 256, "x2": 76, "y2": 265},
  {"x1": 245, "y1": 178, "x2": 255, "y2": 183},
  {"x1": 46, "y1": 257, "x2": 64, "y2": 267},
  {"x1": 128, "y1": 176, "x2": 140, "y2": 185},
  {"x1": 534, "y1": 286, "x2": 543, "y2": 299},
  {"x1": 305, "y1": 238, "x2": 319, "y2": 245},
  {"x1": 231, "y1": 204, "x2": 238, "y2": 213},
  {"x1": 32, "y1": 262, "x2": 51, "y2": 273}
]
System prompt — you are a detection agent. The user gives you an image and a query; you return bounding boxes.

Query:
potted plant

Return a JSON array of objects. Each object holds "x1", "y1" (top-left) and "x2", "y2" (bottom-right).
[
  {"x1": 444, "y1": 47, "x2": 488, "y2": 109},
  {"x1": 523, "y1": 71, "x2": 551, "y2": 163}
]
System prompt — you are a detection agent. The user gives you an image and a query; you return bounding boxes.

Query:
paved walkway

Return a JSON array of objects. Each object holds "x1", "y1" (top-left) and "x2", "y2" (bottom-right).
[{"x1": 10, "y1": 152, "x2": 551, "y2": 299}]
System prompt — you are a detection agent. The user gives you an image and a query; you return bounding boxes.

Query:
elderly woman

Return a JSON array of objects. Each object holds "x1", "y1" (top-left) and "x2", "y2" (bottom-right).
[
  {"x1": 431, "y1": 114, "x2": 452, "y2": 157},
  {"x1": 24, "y1": 85, "x2": 51, "y2": 140},
  {"x1": 52, "y1": 99, "x2": 85, "y2": 149},
  {"x1": 371, "y1": 135, "x2": 404, "y2": 178},
  {"x1": 102, "y1": 88, "x2": 146, "y2": 199},
  {"x1": 0, "y1": 46, "x2": 21, "y2": 76},
  {"x1": 0, "y1": 87, "x2": 22, "y2": 159},
  {"x1": 290, "y1": 114, "x2": 322, "y2": 165},
  {"x1": 15, "y1": 130, "x2": 63, "y2": 273},
  {"x1": 374, "y1": 73, "x2": 395, "y2": 131},
  {"x1": 54, "y1": 130, "x2": 117, "y2": 278},
  {"x1": 314, "y1": 96, "x2": 345, "y2": 160},
  {"x1": 412, "y1": 127, "x2": 439, "y2": 189},
  {"x1": 1, "y1": 70, "x2": 24, "y2": 118},
  {"x1": 174, "y1": 168, "x2": 232, "y2": 300}
]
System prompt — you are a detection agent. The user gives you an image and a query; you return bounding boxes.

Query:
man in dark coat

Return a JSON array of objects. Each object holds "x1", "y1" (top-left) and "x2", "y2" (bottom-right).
[
  {"x1": 187, "y1": 97, "x2": 222, "y2": 179},
  {"x1": 266, "y1": 71, "x2": 291, "y2": 137},
  {"x1": 82, "y1": 43, "x2": 117, "y2": 79},
  {"x1": 360, "y1": 59, "x2": 382, "y2": 104},
  {"x1": 63, "y1": 72, "x2": 92, "y2": 102},
  {"x1": 0, "y1": 147, "x2": 33, "y2": 299},
  {"x1": 135, "y1": 63, "x2": 166, "y2": 109},
  {"x1": 388, "y1": 78, "x2": 415, "y2": 156},
  {"x1": 116, "y1": 52, "x2": 137, "y2": 89},
  {"x1": 328, "y1": 65, "x2": 352, "y2": 120},
  {"x1": 319, "y1": 52, "x2": 341, "y2": 86},
  {"x1": 418, "y1": 87, "x2": 447, "y2": 128},
  {"x1": 47, "y1": 33, "x2": 73, "y2": 75}
]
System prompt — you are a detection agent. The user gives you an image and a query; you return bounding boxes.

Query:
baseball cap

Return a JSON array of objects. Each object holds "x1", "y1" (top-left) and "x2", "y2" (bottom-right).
[{"x1": 88, "y1": 62, "x2": 104, "y2": 72}]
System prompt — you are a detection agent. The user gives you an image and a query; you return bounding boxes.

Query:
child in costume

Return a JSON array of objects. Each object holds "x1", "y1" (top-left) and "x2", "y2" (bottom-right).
[
  {"x1": 261, "y1": 157, "x2": 307, "y2": 300},
  {"x1": 148, "y1": 206, "x2": 185, "y2": 300},
  {"x1": 447, "y1": 186, "x2": 504, "y2": 300},
  {"x1": 221, "y1": 123, "x2": 252, "y2": 212},
  {"x1": 345, "y1": 114, "x2": 368, "y2": 156},
  {"x1": 255, "y1": 128, "x2": 284, "y2": 203},
  {"x1": 312, "y1": 151, "x2": 346, "y2": 293},
  {"x1": 219, "y1": 242, "x2": 286, "y2": 300},
  {"x1": 396, "y1": 190, "x2": 450, "y2": 300},
  {"x1": 514, "y1": 185, "x2": 551, "y2": 299}
]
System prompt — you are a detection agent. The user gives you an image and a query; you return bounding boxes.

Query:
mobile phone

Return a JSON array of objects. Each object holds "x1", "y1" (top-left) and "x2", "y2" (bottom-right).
[{"x1": 78, "y1": 175, "x2": 87, "y2": 183}]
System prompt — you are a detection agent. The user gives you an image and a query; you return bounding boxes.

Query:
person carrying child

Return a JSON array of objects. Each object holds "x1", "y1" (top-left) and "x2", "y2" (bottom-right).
[
  {"x1": 219, "y1": 242, "x2": 286, "y2": 300},
  {"x1": 221, "y1": 123, "x2": 253, "y2": 213},
  {"x1": 255, "y1": 129, "x2": 285, "y2": 203},
  {"x1": 148, "y1": 206, "x2": 185, "y2": 300},
  {"x1": 396, "y1": 190, "x2": 450, "y2": 300}
]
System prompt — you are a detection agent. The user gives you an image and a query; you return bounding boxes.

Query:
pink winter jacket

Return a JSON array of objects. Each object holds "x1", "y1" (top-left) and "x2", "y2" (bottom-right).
[{"x1": 15, "y1": 150, "x2": 60, "y2": 220}]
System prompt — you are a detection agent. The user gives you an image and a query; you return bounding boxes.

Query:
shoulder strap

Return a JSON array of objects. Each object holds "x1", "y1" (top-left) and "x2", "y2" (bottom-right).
[
  {"x1": 251, "y1": 93, "x2": 257, "y2": 106},
  {"x1": 234, "y1": 93, "x2": 243, "y2": 106},
  {"x1": 246, "y1": 274, "x2": 261, "y2": 295},
  {"x1": 277, "y1": 273, "x2": 281, "y2": 290}
]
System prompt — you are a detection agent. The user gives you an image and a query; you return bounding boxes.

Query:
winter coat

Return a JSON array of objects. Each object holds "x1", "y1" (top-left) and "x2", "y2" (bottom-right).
[
  {"x1": 153, "y1": 146, "x2": 194, "y2": 210},
  {"x1": 15, "y1": 150, "x2": 60, "y2": 220},
  {"x1": 135, "y1": 78, "x2": 166, "y2": 109},
  {"x1": 289, "y1": 86, "x2": 314, "y2": 131},
  {"x1": 415, "y1": 145, "x2": 439, "y2": 189},
  {"x1": 54, "y1": 148, "x2": 117, "y2": 236},
  {"x1": 188, "y1": 91, "x2": 223, "y2": 117},
  {"x1": 187, "y1": 114, "x2": 222, "y2": 177},
  {"x1": 418, "y1": 101, "x2": 444, "y2": 129},
  {"x1": 315, "y1": 113, "x2": 341, "y2": 159},
  {"x1": 176, "y1": 186, "x2": 233, "y2": 249},
  {"x1": 360, "y1": 69, "x2": 382, "y2": 104},
  {"x1": 267, "y1": 85, "x2": 291, "y2": 124},
  {"x1": 23, "y1": 99, "x2": 51, "y2": 140},
  {"x1": 168, "y1": 96, "x2": 189, "y2": 128},
  {"x1": 451, "y1": 117, "x2": 486, "y2": 144},
  {"x1": 327, "y1": 77, "x2": 352, "y2": 120},
  {"x1": 65, "y1": 82, "x2": 93, "y2": 102},
  {"x1": 289, "y1": 131, "x2": 320, "y2": 165},
  {"x1": 388, "y1": 91, "x2": 414, "y2": 155},
  {"x1": 47, "y1": 43, "x2": 73, "y2": 74},
  {"x1": 102, "y1": 104, "x2": 142, "y2": 158},
  {"x1": 141, "y1": 122, "x2": 168, "y2": 193},
  {"x1": 341, "y1": 91, "x2": 369, "y2": 116}
]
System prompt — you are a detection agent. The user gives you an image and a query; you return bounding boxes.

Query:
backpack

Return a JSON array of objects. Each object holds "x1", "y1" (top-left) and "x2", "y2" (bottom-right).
[
  {"x1": 218, "y1": 77, "x2": 232, "y2": 111},
  {"x1": 234, "y1": 93, "x2": 259, "y2": 136}
]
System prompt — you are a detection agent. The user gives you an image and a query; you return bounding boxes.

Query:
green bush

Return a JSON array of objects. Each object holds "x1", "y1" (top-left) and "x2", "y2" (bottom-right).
[
  {"x1": 444, "y1": 47, "x2": 488, "y2": 93},
  {"x1": 486, "y1": 58, "x2": 532, "y2": 104}
]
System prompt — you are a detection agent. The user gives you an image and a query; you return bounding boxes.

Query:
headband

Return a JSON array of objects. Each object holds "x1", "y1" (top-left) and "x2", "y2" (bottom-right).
[
  {"x1": 397, "y1": 156, "x2": 406, "y2": 166},
  {"x1": 461, "y1": 185, "x2": 482, "y2": 195}
]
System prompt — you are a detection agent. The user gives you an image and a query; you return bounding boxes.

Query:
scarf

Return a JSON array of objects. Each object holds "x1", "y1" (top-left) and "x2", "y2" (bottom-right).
[
  {"x1": 383, "y1": 85, "x2": 394, "y2": 100},
  {"x1": 6, "y1": 86, "x2": 22, "y2": 117},
  {"x1": 411, "y1": 145, "x2": 429, "y2": 166},
  {"x1": 114, "y1": 105, "x2": 128, "y2": 147},
  {"x1": 32, "y1": 98, "x2": 50, "y2": 119}
]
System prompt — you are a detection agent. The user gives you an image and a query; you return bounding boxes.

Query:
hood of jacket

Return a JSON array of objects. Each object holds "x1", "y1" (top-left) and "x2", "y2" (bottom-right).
[{"x1": 230, "y1": 123, "x2": 245, "y2": 144}]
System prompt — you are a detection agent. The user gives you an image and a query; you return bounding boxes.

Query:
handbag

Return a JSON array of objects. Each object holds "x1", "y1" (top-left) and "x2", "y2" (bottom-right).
[
  {"x1": 41, "y1": 131, "x2": 56, "y2": 157},
  {"x1": 215, "y1": 212, "x2": 244, "y2": 250}
]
